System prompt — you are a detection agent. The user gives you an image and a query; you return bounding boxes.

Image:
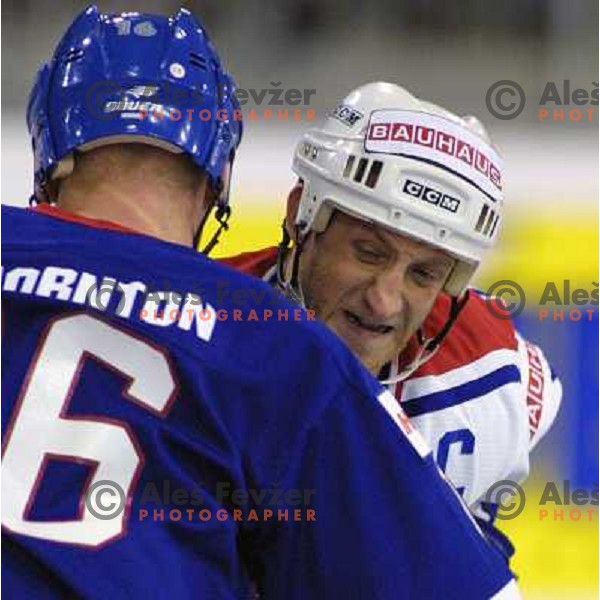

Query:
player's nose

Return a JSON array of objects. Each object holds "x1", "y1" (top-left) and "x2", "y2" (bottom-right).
[{"x1": 363, "y1": 270, "x2": 405, "y2": 320}]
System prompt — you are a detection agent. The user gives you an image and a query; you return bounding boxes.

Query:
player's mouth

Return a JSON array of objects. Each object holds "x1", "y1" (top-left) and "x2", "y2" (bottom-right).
[{"x1": 343, "y1": 310, "x2": 395, "y2": 336}]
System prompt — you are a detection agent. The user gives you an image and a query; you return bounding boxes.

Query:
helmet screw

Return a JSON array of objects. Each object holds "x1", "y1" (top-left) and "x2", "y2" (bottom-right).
[{"x1": 169, "y1": 62, "x2": 186, "y2": 79}]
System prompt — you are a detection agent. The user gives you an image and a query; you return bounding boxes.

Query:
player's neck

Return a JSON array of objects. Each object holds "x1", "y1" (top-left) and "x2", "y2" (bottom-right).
[{"x1": 57, "y1": 187, "x2": 205, "y2": 247}]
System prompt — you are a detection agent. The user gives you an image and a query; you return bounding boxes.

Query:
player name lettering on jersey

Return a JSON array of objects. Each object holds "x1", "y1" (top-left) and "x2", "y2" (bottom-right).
[{"x1": 1, "y1": 264, "x2": 217, "y2": 341}]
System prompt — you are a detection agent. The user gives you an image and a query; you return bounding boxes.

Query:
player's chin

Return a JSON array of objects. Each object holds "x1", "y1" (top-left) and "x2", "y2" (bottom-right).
[
  {"x1": 341, "y1": 337, "x2": 395, "y2": 376},
  {"x1": 348, "y1": 351, "x2": 386, "y2": 377},
  {"x1": 332, "y1": 313, "x2": 397, "y2": 363}
]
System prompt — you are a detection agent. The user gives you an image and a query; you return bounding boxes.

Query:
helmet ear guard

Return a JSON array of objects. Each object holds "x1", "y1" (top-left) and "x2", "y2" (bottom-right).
[
  {"x1": 295, "y1": 182, "x2": 334, "y2": 237},
  {"x1": 444, "y1": 261, "x2": 477, "y2": 297}
]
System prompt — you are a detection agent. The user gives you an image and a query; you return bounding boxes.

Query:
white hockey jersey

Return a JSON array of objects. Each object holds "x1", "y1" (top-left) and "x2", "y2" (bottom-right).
[
  {"x1": 389, "y1": 290, "x2": 562, "y2": 510},
  {"x1": 223, "y1": 247, "x2": 562, "y2": 553}
]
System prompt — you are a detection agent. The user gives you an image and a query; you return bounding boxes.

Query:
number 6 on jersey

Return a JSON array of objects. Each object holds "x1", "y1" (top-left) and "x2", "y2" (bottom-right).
[{"x1": 2, "y1": 314, "x2": 176, "y2": 547}]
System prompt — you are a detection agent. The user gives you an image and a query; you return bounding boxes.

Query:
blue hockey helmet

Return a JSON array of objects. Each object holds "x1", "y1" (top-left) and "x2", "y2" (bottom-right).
[{"x1": 27, "y1": 5, "x2": 242, "y2": 207}]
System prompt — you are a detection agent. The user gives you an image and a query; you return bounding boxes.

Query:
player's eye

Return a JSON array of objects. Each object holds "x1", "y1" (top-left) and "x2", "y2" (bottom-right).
[
  {"x1": 410, "y1": 265, "x2": 443, "y2": 287},
  {"x1": 353, "y1": 241, "x2": 388, "y2": 265}
]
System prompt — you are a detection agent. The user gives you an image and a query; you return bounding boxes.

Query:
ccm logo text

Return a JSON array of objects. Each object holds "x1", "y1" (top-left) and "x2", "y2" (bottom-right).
[{"x1": 403, "y1": 179, "x2": 461, "y2": 213}]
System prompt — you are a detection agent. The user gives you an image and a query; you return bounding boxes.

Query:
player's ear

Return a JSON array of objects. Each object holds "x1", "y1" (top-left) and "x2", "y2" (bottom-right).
[{"x1": 285, "y1": 180, "x2": 303, "y2": 241}]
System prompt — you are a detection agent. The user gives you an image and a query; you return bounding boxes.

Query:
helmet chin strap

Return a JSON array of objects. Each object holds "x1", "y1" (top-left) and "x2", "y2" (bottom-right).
[
  {"x1": 381, "y1": 293, "x2": 470, "y2": 386},
  {"x1": 275, "y1": 219, "x2": 307, "y2": 306},
  {"x1": 381, "y1": 339, "x2": 440, "y2": 386},
  {"x1": 197, "y1": 170, "x2": 233, "y2": 255},
  {"x1": 200, "y1": 204, "x2": 231, "y2": 255}
]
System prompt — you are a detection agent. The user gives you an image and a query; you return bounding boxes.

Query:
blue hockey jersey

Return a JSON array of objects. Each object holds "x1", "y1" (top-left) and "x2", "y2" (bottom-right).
[{"x1": 2, "y1": 205, "x2": 519, "y2": 599}]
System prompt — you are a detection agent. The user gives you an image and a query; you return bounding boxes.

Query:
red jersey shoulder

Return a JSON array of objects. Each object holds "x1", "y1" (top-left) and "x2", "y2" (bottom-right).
[
  {"x1": 413, "y1": 290, "x2": 518, "y2": 376},
  {"x1": 219, "y1": 246, "x2": 278, "y2": 278}
]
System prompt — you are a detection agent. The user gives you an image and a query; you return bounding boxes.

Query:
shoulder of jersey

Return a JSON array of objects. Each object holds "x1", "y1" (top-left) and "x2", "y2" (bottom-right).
[
  {"x1": 2, "y1": 205, "x2": 34, "y2": 243},
  {"x1": 413, "y1": 289, "x2": 518, "y2": 376}
]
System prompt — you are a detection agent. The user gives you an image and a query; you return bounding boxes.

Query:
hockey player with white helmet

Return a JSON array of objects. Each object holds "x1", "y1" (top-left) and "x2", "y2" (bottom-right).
[{"x1": 225, "y1": 81, "x2": 562, "y2": 560}]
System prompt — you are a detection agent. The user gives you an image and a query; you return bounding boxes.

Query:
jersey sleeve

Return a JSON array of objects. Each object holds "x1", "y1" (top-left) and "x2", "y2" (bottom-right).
[
  {"x1": 254, "y1": 382, "x2": 520, "y2": 599},
  {"x1": 515, "y1": 332, "x2": 563, "y2": 451},
  {"x1": 471, "y1": 330, "x2": 562, "y2": 565}
]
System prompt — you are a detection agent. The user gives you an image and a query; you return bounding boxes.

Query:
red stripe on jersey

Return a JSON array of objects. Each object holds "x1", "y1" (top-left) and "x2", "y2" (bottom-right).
[{"x1": 32, "y1": 204, "x2": 136, "y2": 234}]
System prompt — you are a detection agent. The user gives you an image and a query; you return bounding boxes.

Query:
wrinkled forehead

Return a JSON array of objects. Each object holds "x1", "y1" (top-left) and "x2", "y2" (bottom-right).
[{"x1": 329, "y1": 208, "x2": 455, "y2": 263}]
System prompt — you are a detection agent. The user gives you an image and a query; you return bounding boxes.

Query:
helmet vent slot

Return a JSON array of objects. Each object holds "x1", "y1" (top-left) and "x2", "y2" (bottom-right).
[
  {"x1": 343, "y1": 155, "x2": 356, "y2": 178},
  {"x1": 488, "y1": 213, "x2": 500, "y2": 238},
  {"x1": 353, "y1": 157, "x2": 369, "y2": 183},
  {"x1": 365, "y1": 160, "x2": 383, "y2": 188},
  {"x1": 482, "y1": 208, "x2": 496, "y2": 236},
  {"x1": 63, "y1": 48, "x2": 85, "y2": 64},
  {"x1": 475, "y1": 204, "x2": 489, "y2": 233},
  {"x1": 189, "y1": 52, "x2": 208, "y2": 71}
]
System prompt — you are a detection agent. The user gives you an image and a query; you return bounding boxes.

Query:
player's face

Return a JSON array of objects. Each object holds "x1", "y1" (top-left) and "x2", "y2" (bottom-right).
[{"x1": 298, "y1": 211, "x2": 454, "y2": 375}]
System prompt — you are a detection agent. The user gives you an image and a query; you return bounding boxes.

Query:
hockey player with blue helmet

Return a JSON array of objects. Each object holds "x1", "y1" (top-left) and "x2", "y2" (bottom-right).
[{"x1": 26, "y1": 4, "x2": 240, "y2": 249}]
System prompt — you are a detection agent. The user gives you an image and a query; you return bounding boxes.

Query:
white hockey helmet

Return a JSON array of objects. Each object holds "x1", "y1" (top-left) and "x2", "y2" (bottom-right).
[{"x1": 292, "y1": 82, "x2": 504, "y2": 296}]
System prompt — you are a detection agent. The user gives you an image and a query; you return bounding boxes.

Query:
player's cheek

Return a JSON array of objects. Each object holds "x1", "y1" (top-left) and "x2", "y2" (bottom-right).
[{"x1": 410, "y1": 290, "x2": 434, "y2": 324}]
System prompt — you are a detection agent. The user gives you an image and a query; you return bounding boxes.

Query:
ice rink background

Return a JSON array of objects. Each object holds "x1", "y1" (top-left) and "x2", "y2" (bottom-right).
[{"x1": 3, "y1": 1, "x2": 598, "y2": 597}]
